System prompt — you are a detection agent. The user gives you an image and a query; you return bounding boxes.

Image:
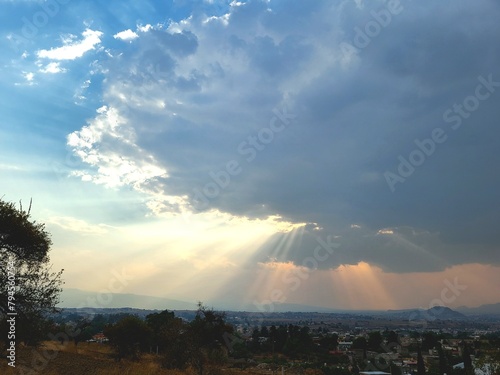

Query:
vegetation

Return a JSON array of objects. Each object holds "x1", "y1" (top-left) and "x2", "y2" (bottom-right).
[
  {"x1": 3, "y1": 303, "x2": 500, "y2": 375},
  {"x1": 101, "y1": 303, "x2": 233, "y2": 375},
  {"x1": 0, "y1": 198, "x2": 63, "y2": 347},
  {"x1": 105, "y1": 315, "x2": 152, "y2": 360}
]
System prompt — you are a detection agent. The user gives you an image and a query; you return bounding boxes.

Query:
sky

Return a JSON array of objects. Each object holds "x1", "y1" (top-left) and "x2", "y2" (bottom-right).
[{"x1": 1, "y1": 0, "x2": 500, "y2": 311}]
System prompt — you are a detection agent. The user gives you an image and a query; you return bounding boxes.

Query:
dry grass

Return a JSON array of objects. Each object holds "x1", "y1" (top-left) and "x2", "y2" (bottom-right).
[
  {"x1": 0, "y1": 342, "x2": 269, "y2": 375},
  {"x1": 1, "y1": 341, "x2": 182, "y2": 375}
]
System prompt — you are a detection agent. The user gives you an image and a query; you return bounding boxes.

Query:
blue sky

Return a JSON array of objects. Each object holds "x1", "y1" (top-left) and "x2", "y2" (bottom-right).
[{"x1": 1, "y1": 0, "x2": 500, "y2": 310}]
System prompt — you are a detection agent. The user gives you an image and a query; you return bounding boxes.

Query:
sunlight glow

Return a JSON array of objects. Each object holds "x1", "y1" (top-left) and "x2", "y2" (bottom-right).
[{"x1": 330, "y1": 262, "x2": 397, "y2": 309}]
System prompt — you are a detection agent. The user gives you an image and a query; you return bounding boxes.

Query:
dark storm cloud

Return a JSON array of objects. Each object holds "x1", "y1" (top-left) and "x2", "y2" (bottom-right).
[{"x1": 81, "y1": 0, "x2": 500, "y2": 272}]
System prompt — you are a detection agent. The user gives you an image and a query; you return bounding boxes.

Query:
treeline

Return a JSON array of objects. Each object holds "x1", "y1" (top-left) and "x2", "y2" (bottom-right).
[
  {"x1": 247, "y1": 324, "x2": 340, "y2": 358},
  {"x1": 47, "y1": 308, "x2": 500, "y2": 375},
  {"x1": 99, "y1": 307, "x2": 347, "y2": 364},
  {"x1": 65, "y1": 306, "x2": 350, "y2": 373},
  {"x1": 99, "y1": 304, "x2": 232, "y2": 375}
]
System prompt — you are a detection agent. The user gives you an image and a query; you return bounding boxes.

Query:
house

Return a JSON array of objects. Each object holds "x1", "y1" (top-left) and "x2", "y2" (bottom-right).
[
  {"x1": 401, "y1": 359, "x2": 418, "y2": 374},
  {"x1": 339, "y1": 341, "x2": 353, "y2": 351},
  {"x1": 91, "y1": 332, "x2": 108, "y2": 343},
  {"x1": 454, "y1": 362, "x2": 495, "y2": 375}
]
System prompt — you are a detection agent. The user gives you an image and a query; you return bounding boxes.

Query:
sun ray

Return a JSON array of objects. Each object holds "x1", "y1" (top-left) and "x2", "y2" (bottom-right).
[
  {"x1": 327, "y1": 262, "x2": 397, "y2": 310},
  {"x1": 389, "y1": 231, "x2": 447, "y2": 264},
  {"x1": 238, "y1": 226, "x2": 306, "y2": 305}
]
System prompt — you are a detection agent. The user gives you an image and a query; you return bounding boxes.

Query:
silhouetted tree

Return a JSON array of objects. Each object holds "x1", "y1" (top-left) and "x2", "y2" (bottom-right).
[
  {"x1": 251, "y1": 328, "x2": 261, "y2": 351},
  {"x1": 0, "y1": 198, "x2": 63, "y2": 347},
  {"x1": 352, "y1": 336, "x2": 368, "y2": 350},
  {"x1": 187, "y1": 303, "x2": 233, "y2": 375},
  {"x1": 462, "y1": 343, "x2": 473, "y2": 375},
  {"x1": 146, "y1": 309, "x2": 189, "y2": 369},
  {"x1": 417, "y1": 346, "x2": 426, "y2": 375},
  {"x1": 230, "y1": 340, "x2": 252, "y2": 361},
  {"x1": 391, "y1": 362, "x2": 402, "y2": 375},
  {"x1": 368, "y1": 331, "x2": 384, "y2": 352},
  {"x1": 260, "y1": 326, "x2": 269, "y2": 337},
  {"x1": 438, "y1": 344, "x2": 451, "y2": 375},
  {"x1": 72, "y1": 319, "x2": 92, "y2": 347},
  {"x1": 319, "y1": 333, "x2": 339, "y2": 351},
  {"x1": 386, "y1": 331, "x2": 400, "y2": 352},
  {"x1": 422, "y1": 332, "x2": 439, "y2": 351},
  {"x1": 146, "y1": 310, "x2": 181, "y2": 351},
  {"x1": 104, "y1": 315, "x2": 152, "y2": 360},
  {"x1": 283, "y1": 325, "x2": 313, "y2": 358}
]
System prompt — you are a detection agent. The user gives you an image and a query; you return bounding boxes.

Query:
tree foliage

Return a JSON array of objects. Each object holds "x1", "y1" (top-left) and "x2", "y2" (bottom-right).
[
  {"x1": 146, "y1": 309, "x2": 189, "y2": 369},
  {"x1": 187, "y1": 303, "x2": 233, "y2": 375},
  {"x1": 417, "y1": 345, "x2": 426, "y2": 375},
  {"x1": 368, "y1": 331, "x2": 384, "y2": 352},
  {"x1": 462, "y1": 342, "x2": 473, "y2": 375},
  {"x1": 352, "y1": 336, "x2": 368, "y2": 350},
  {"x1": 104, "y1": 304, "x2": 233, "y2": 374},
  {"x1": 0, "y1": 198, "x2": 63, "y2": 347},
  {"x1": 104, "y1": 315, "x2": 152, "y2": 360},
  {"x1": 422, "y1": 332, "x2": 439, "y2": 351}
]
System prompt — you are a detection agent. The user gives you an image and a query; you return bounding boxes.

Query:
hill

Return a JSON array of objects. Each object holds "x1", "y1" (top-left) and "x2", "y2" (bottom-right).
[
  {"x1": 58, "y1": 288, "x2": 198, "y2": 310},
  {"x1": 384, "y1": 306, "x2": 467, "y2": 320},
  {"x1": 59, "y1": 288, "x2": 498, "y2": 317},
  {"x1": 456, "y1": 302, "x2": 500, "y2": 316},
  {"x1": 58, "y1": 288, "x2": 357, "y2": 313}
]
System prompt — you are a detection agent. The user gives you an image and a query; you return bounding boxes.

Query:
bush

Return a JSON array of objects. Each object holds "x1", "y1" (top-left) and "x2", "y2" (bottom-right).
[{"x1": 104, "y1": 315, "x2": 152, "y2": 360}]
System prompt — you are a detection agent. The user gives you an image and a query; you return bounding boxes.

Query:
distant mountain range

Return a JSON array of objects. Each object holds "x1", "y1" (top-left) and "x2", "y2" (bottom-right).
[
  {"x1": 58, "y1": 288, "x2": 349, "y2": 312},
  {"x1": 58, "y1": 288, "x2": 500, "y2": 316},
  {"x1": 456, "y1": 302, "x2": 500, "y2": 316},
  {"x1": 59, "y1": 288, "x2": 199, "y2": 310},
  {"x1": 383, "y1": 306, "x2": 467, "y2": 320}
]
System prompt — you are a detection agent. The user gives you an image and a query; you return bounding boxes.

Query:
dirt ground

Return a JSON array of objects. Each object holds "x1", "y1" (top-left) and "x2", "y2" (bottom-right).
[{"x1": 1, "y1": 341, "x2": 273, "y2": 375}]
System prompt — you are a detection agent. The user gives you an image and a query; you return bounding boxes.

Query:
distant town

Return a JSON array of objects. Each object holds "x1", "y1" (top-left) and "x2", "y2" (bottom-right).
[{"x1": 36, "y1": 304, "x2": 500, "y2": 375}]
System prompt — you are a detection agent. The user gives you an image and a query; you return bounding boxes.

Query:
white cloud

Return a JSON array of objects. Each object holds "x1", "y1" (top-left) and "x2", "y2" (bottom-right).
[
  {"x1": 64, "y1": 0, "x2": 500, "y2": 273},
  {"x1": 23, "y1": 72, "x2": 34, "y2": 81},
  {"x1": 73, "y1": 79, "x2": 91, "y2": 104},
  {"x1": 37, "y1": 29, "x2": 103, "y2": 61},
  {"x1": 114, "y1": 29, "x2": 139, "y2": 41},
  {"x1": 67, "y1": 106, "x2": 168, "y2": 189},
  {"x1": 40, "y1": 62, "x2": 66, "y2": 74},
  {"x1": 66, "y1": 2, "x2": 343, "y2": 222},
  {"x1": 138, "y1": 24, "x2": 153, "y2": 33},
  {"x1": 47, "y1": 216, "x2": 112, "y2": 235},
  {"x1": 0, "y1": 163, "x2": 22, "y2": 171},
  {"x1": 16, "y1": 72, "x2": 36, "y2": 86}
]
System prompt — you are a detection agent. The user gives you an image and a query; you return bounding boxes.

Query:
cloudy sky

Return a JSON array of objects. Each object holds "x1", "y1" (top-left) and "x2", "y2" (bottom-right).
[{"x1": 1, "y1": 0, "x2": 500, "y2": 311}]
